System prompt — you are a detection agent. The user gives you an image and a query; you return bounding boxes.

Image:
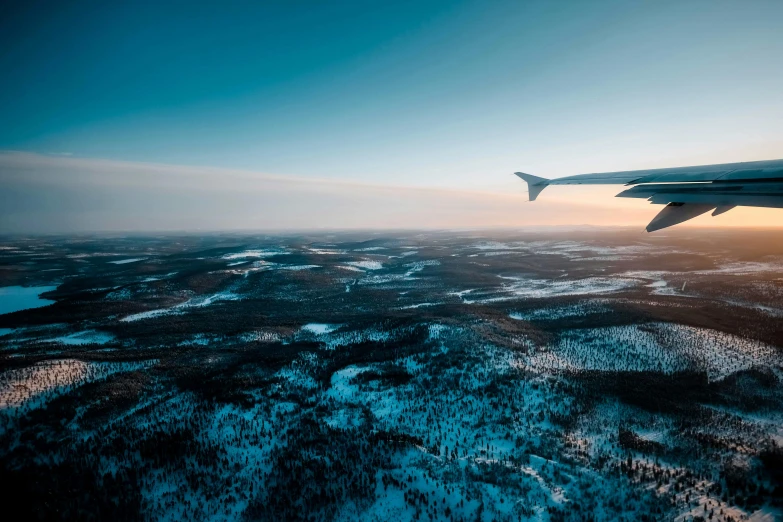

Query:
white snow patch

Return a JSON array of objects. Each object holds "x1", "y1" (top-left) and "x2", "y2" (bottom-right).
[
  {"x1": 522, "y1": 323, "x2": 779, "y2": 381},
  {"x1": 462, "y1": 276, "x2": 639, "y2": 303},
  {"x1": 327, "y1": 366, "x2": 364, "y2": 400},
  {"x1": 403, "y1": 259, "x2": 440, "y2": 277},
  {"x1": 120, "y1": 291, "x2": 241, "y2": 322},
  {"x1": 43, "y1": 330, "x2": 115, "y2": 346},
  {"x1": 337, "y1": 265, "x2": 364, "y2": 272},
  {"x1": 698, "y1": 261, "x2": 783, "y2": 275},
  {"x1": 222, "y1": 249, "x2": 286, "y2": 260},
  {"x1": 239, "y1": 330, "x2": 281, "y2": 343},
  {"x1": 347, "y1": 260, "x2": 384, "y2": 270},
  {"x1": 400, "y1": 302, "x2": 441, "y2": 309},
  {"x1": 324, "y1": 407, "x2": 365, "y2": 429},
  {"x1": 306, "y1": 247, "x2": 346, "y2": 255},
  {"x1": 109, "y1": 257, "x2": 146, "y2": 264},
  {"x1": 301, "y1": 323, "x2": 340, "y2": 335},
  {"x1": 279, "y1": 264, "x2": 320, "y2": 271},
  {"x1": 470, "y1": 241, "x2": 527, "y2": 251}
]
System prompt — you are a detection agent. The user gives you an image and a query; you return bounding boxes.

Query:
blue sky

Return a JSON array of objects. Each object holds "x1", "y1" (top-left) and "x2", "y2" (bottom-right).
[{"x1": 1, "y1": 0, "x2": 782, "y2": 231}]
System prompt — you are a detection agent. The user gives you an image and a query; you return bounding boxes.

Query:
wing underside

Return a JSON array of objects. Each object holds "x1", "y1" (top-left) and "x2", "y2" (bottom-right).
[{"x1": 515, "y1": 159, "x2": 783, "y2": 231}]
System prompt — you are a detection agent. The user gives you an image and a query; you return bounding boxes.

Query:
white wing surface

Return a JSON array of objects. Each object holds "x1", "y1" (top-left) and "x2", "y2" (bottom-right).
[{"x1": 515, "y1": 159, "x2": 783, "y2": 231}]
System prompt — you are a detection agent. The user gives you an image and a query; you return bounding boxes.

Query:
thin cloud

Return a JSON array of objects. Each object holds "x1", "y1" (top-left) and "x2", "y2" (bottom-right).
[{"x1": 2, "y1": 151, "x2": 770, "y2": 233}]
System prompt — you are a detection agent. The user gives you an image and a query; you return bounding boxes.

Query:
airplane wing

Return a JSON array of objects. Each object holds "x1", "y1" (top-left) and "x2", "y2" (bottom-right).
[{"x1": 515, "y1": 159, "x2": 783, "y2": 231}]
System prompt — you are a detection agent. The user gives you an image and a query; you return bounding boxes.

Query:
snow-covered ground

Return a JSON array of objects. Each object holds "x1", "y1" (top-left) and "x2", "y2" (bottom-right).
[
  {"x1": 346, "y1": 260, "x2": 384, "y2": 270},
  {"x1": 522, "y1": 323, "x2": 779, "y2": 381},
  {"x1": 0, "y1": 359, "x2": 154, "y2": 411},
  {"x1": 109, "y1": 257, "x2": 146, "y2": 264},
  {"x1": 3, "y1": 233, "x2": 782, "y2": 522},
  {"x1": 462, "y1": 276, "x2": 640, "y2": 303},
  {"x1": 120, "y1": 291, "x2": 241, "y2": 322},
  {"x1": 301, "y1": 323, "x2": 340, "y2": 335},
  {"x1": 222, "y1": 248, "x2": 288, "y2": 260},
  {"x1": 509, "y1": 301, "x2": 612, "y2": 321},
  {"x1": 42, "y1": 330, "x2": 115, "y2": 345}
]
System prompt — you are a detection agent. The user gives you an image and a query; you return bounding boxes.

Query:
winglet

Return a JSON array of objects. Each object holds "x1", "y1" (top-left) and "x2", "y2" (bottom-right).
[{"x1": 515, "y1": 172, "x2": 550, "y2": 201}]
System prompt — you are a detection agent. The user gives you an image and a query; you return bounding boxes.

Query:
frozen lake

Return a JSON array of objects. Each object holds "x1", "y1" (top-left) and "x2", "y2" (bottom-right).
[{"x1": 0, "y1": 285, "x2": 58, "y2": 315}]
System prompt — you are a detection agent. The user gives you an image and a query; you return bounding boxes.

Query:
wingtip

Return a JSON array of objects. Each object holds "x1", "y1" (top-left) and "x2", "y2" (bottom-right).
[{"x1": 514, "y1": 172, "x2": 550, "y2": 201}]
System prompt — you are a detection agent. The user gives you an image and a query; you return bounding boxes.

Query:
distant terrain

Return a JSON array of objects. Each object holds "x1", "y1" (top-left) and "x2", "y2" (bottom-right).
[{"x1": 1, "y1": 228, "x2": 782, "y2": 521}]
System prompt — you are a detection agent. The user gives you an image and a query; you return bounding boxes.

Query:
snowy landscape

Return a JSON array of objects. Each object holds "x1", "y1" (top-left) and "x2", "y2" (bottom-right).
[{"x1": 1, "y1": 229, "x2": 782, "y2": 521}]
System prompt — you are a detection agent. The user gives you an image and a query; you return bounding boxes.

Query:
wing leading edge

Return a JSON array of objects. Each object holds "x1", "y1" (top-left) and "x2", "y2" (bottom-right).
[{"x1": 515, "y1": 159, "x2": 783, "y2": 231}]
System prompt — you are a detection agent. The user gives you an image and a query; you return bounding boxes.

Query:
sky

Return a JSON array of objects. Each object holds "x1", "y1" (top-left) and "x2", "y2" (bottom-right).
[{"x1": 1, "y1": 0, "x2": 782, "y2": 232}]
